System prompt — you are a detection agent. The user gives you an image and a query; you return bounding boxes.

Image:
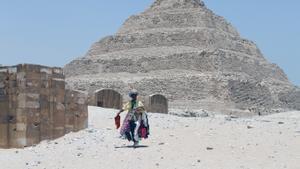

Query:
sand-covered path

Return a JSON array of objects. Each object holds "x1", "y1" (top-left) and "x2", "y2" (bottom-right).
[{"x1": 0, "y1": 106, "x2": 299, "y2": 169}]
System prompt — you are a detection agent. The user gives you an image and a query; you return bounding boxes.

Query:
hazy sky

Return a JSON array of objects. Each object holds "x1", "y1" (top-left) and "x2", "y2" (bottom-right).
[{"x1": 0, "y1": 0, "x2": 299, "y2": 86}]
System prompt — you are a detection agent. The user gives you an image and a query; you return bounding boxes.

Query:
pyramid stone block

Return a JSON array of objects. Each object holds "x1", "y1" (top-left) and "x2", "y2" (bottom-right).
[{"x1": 65, "y1": 0, "x2": 300, "y2": 114}]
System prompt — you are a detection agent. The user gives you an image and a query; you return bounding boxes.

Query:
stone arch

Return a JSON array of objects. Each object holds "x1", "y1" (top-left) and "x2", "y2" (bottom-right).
[
  {"x1": 146, "y1": 94, "x2": 168, "y2": 114},
  {"x1": 94, "y1": 89, "x2": 122, "y2": 109}
]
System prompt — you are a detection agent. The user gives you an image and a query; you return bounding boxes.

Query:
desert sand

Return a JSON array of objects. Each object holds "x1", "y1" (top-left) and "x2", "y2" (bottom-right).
[{"x1": 0, "y1": 106, "x2": 299, "y2": 169}]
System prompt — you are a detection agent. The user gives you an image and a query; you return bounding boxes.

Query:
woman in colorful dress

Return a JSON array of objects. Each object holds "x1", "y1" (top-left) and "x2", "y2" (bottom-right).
[{"x1": 116, "y1": 90, "x2": 149, "y2": 147}]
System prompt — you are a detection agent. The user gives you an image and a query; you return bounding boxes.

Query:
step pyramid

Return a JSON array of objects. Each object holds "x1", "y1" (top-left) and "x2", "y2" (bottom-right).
[{"x1": 64, "y1": 0, "x2": 300, "y2": 114}]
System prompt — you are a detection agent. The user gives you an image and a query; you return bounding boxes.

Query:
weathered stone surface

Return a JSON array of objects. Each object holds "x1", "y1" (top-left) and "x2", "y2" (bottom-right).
[
  {"x1": 0, "y1": 69, "x2": 9, "y2": 148},
  {"x1": 51, "y1": 79, "x2": 66, "y2": 139},
  {"x1": 0, "y1": 64, "x2": 88, "y2": 149},
  {"x1": 279, "y1": 88, "x2": 300, "y2": 110},
  {"x1": 65, "y1": 89, "x2": 88, "y2": 133},
  {"x1": 93, "y1": 89, "x2": 123, "y2": 109},
  {"x1": 64, "y1": 0, "x2": 300, "y2": 114},
  {"x1": 145, "y1": 94, "x2": 168, "y2": 114}
]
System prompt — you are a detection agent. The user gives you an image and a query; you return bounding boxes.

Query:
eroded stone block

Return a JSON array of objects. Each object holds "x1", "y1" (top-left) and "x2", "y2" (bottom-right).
[
  {"x1": 0, "y1": 64, "x2": 88, "y2": 148},
  {"x1": 65, "y1": 89, "x2": 88, "y2": 133}
]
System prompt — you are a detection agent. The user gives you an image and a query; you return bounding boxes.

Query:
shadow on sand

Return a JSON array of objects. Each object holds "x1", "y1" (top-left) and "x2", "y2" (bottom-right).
[{"x1": 114, "y1": 145, "x2": 149, "y2": 149}]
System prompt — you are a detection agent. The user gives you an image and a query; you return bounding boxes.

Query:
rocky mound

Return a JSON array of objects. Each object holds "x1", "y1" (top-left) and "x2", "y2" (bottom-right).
[{"x1": 64, "y1": 0, "x2": 300, "y2": 114}]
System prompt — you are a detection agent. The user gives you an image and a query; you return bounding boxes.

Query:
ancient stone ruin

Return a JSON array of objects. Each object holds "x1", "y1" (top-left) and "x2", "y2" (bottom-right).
[
  {"x1": 65, "y1": 89, "x2": 89, "y2": 134},
  {"x1": 92, "y1": 89, "x2": 123, "y2": 109},
  {"x1": 90, "y1": 88, "x2": 169, "y2": 113},
  {"x1": 0, "y1": 64, "x2": 88, "y2": 148},
  {"x1": 145, "y1": 94, "x2": 168, "y2": 114},
  {"x1": 64, "y1": 0, "x2": 300, "y2": 115}
]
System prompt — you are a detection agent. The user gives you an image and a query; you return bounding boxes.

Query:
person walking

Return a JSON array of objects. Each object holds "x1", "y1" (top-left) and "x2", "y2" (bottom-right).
[{"x1": 116, "y1": 90, "x2": 149, "y2": 147}]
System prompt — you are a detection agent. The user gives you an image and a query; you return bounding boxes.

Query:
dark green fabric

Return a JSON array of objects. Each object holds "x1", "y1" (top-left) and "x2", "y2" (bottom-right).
[{"x1": 131, "y1": 100, "x2": 137, "y2": 110}]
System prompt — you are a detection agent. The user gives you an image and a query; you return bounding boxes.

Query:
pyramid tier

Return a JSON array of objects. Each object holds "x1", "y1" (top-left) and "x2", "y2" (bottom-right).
[
  {"x1": 64, "y1": 0, "x2": 300, "y2": 113},
  {"x1": 65, "y1": 47, "x2": 287, "y2": 82},
  {"x1": 66, "y1": 69, "x2": 299, "y2": 113},
  {"x1": 86, "y1": 28, "x2": 261, "y2": 58},
  {"x1": 118, "y1": 2, "x2": 238, "y2": 36}
]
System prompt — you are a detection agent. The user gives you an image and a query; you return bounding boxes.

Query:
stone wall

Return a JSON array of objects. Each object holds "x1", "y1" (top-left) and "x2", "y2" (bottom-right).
[
  {"x1": 65, "y1": 89, "x2": 88, "y2": 133},
  {"x1": 0, "y1": 68, "x2": 9, "y2": 148},
  {"x1": 0, "y1": 64, "x2": 88, "y2": 149}
]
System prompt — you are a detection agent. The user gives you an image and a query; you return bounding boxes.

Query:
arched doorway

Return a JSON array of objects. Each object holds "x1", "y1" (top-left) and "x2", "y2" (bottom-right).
[
  {"x1": 94, "y1": 89, "x2": 122, "y2": 109},
  {"x1": 146, "y1": 94, "x2": 168, "y2": 114}
]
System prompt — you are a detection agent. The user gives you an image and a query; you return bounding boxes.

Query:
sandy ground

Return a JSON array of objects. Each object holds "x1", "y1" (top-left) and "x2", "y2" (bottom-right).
[{"x1": 0, "y1": 106, "x2": 299, "y2": 169}]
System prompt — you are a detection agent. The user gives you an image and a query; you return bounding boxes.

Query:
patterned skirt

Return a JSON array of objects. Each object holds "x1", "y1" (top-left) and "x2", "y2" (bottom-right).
[{"x1": 120, "y1": 112, "x2": 149, "y2": 142}]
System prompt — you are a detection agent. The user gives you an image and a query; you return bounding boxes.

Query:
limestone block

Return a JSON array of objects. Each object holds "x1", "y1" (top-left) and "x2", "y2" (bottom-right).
[
  {"x1": 0, "y1": 71, "x2": 9, "y2": 148},
  {"x1": 52, "y1": 102, "x2": 65, "y2": 139},
  {"x1": 9, "y1": 122, "x2": 27, "y2": 148},
  {"x1": 25, "y1": 101, "x2": 40, "y2": 109},
  {"x1": 22, "y1": 79, "x2": 41, "y2": 93},
  {"x1": 41, "y1": 79, "x2": 50, "y2": 89},
  {"x1": 0, "y1": 123, "x2": 9, "y2": 148},
  {"x1": 64, "y1": 113, "x2": 74, "y2": 134},
  {"x1": 40, "y1": 68, "x2": 52, "y2": 75},
  {"x1": 0, "y1": 64, "x2": 88, "y2": 148},
  {"x1": 8, "y1": 94, "x2": 17, "y2": 108},
  {"x1": 25, "y1": 72, "x2": 42, "y2": 81},
  {"x1": 65, "y1": 89, "x2": 88, "y2": 132},
  {"x1": 17, "y1": 93, "x2": 26, "y2": 108},
  {"x1": 0, "y1": 101, "x2": 9, "y2": 148},
  {"x1": 50, "y1": 76, "x2": 66, "y2": 139},
  {"x1": 65, "y1": 90, "x2": 75, "y2": 133},
  {"x1": 9, "y1": 107, "x2": 27, "y2": 148},
  {"x1": 51, "y1": 79, "x2": 65, "y2": 89},
  {"x1": 74, "y1": 111, "x2": 88, "y2": 131},
  {"x1": 26, "y1": 108, "x2": 41, "y2": 146},
  {"x1": 51, "y1": 68, "x2": 64, "y2": 79},
  {"x1": 9, "y1": 123, "x2": 27, "y2": 148},
  {"x1": 16, "y1": 108, "x2": 26, "y2": 123},
  {"x1": 25, "y1": 90, "x2": 41, "y2": 146},
  {"x1": 39, "y1": 93, "x2": 52, "y2": 140},
  {"x1": 17, "y1": 64, "x2": 40, "y2": 73}
]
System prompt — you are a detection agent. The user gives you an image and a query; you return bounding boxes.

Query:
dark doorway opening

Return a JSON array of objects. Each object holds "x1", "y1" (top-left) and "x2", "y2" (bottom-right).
[{"x1": 97, "y1": 101, "x2": 103, "y2": 107}]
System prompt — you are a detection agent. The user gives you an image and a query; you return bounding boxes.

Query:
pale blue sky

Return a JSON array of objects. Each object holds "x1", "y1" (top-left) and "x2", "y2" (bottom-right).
[{"x1": 0, "y1": 0, "x2": 299, "y2": 86}]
